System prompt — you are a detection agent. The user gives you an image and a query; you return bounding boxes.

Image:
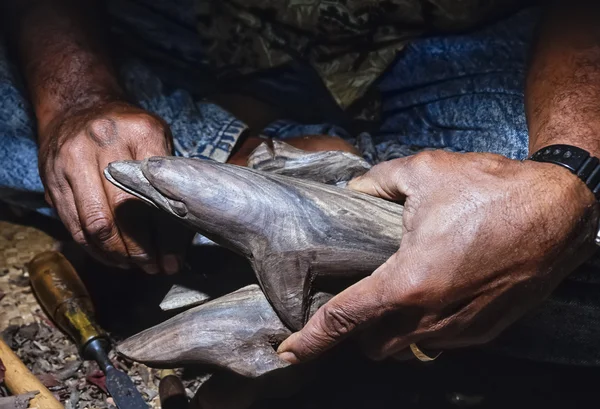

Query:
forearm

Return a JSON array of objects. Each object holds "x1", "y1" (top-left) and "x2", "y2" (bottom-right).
[
  {"x1": 527, "y1": 1, "x2": 600, "y2": 157},
  {"x1": 2, "y1": 0, "x2": 125, "y2": 138}
]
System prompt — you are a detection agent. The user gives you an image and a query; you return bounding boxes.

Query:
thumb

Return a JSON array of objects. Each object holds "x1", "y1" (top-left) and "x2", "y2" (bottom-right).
[
  {"x1": 277, "y1": 274, "x2": 388, "y2": 364},
  {"x1": 348, "y1": 157, "x2": 412, "y2": 201}
]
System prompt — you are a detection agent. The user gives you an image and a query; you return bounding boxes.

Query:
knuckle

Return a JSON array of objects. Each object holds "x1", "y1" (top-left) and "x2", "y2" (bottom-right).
[
  {"x1": 129, "y1": 113, "x2": 164, "y2": 136},
  {"x1": 320, "y1": 304, "x2": 358, "y2": 339},
  {"x1": 82, "y1": 212, "x2": 117, "y2": 243},
  {"x1": 60, "y1": 138, "x2": 87, "y2": 159},
  {"x1": 408, "y1": 150, "x2": 439, "y2": 172},
  {"x1": 88, "y1": 118, "x2": 116, "y2": 138},
  {"x1": 71, "y1": 228, "x2": 88, "y2": 247},
  {"x1": 46, "y1": 174, "x2": 69, "y2": 195}
]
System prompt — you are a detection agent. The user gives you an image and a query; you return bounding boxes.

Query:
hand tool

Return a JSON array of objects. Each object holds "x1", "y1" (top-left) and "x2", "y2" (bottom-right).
[
  {"x1": 0, "y1": 338, "x2": 63, "y2": 409},
  {"x1": 28, "y1": 251, "x2": 147, "y2": 409},
  {"x1": 159, "y1": 370, "x2": 189, "y2": 409}
]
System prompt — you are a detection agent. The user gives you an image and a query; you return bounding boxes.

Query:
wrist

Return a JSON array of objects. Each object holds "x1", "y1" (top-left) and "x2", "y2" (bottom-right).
[
  {"x1": 528, "y1": 146, "x2": 600, "y2": 245},
  {"x1": 529, "y1": 128, "x2": 600, "y2": 159},
  {"x1": 36, "y1": 90, "x2": 126, "y2": 140}
]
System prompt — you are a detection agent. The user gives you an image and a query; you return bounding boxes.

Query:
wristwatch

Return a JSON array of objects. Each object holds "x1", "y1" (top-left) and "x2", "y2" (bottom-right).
[{"x1": 529, "y1": 144, "x2": 600, "y2": 245}]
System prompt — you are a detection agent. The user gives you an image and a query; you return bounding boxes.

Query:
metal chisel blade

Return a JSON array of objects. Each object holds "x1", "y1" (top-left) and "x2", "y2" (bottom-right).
[{"x1": 105, "y1": 366, "x2": 148, "y2": 409}]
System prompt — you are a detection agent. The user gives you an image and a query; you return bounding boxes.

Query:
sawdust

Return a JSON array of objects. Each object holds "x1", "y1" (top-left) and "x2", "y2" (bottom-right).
[{"x1": 0, "y1": 216, "x2": 202, "y2": 407}]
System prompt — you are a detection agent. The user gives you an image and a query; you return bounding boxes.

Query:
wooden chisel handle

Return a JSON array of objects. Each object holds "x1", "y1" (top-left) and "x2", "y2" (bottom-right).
[
  {"x1": 28, "y1": 251, "x2": 107, "y2": 352},
  {"x1": 0, "y1": 339, "x2": 64, "y2": 409}
]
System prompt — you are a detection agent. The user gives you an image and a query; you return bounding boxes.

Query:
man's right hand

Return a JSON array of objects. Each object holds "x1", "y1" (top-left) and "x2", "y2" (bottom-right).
[{"x1": 39, "y1": 101, "x2": 192, "y2": 274}]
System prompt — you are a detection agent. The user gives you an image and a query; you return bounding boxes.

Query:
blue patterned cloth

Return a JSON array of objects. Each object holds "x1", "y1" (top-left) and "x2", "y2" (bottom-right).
[{"x1": 0, "y1": 1, "x2": 536, "y2": 214}]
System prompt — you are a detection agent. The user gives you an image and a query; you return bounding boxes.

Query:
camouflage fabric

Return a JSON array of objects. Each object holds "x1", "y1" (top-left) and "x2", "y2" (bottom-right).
[{"x1": 195, "y1": 0, "x2": 526, "y2": 110}]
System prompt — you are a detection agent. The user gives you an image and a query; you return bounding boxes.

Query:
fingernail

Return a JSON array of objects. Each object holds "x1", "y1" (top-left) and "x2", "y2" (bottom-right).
[
  {"x1": 277, "y1": 351, "x2": 299, "y2": 364},
  {"x1": 143, "y1": 264, "x2": 160, "y2": 275},
  {"x1": 276, "y1": 337, "x2": 291, "y2": 354},
  {"x1": 162, "y1": 255, "x2": 180, "y2": 275}
]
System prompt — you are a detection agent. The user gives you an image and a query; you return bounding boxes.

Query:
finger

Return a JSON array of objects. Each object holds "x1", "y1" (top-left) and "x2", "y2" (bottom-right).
[
  {"x1": 277, "y1": 273, "x2": 390, "y2": 364},
  {"x1": 391, "y1": 349, "x2": 415, "y2": 361},
  {"x1": 65, "y1": 164, "x2": 130, "y2": 266},
  {"x1": 347, "y1": 157, "x2": 412, "y2": 201},
  {"x1": 191, "y1": 371, "x2": 260, "y2": 409},
  {"x1": 153, "y1": 212, "x2": 194, "y2": 275},
  {"x1": 47, "y1": 183, "x2": 122, "y2": 266},
  {"x1": 158, "y1": 373, "x2": 189, "y2": 409},
  {"x1": 101, "y1": 164, "x2": 160, "y2": 274},
  {"x1": 358, "y1": 312, "x2": 465, "y2": 361},
  {"x1": 356, "y1": 308, "x2": 426, "y2": 361},
  {"x1": 126, "y1": 121, "x2": 175, "y2": 273},
  {"x1": 44, "y1": 191, "x2": 54, "y2": 207},
  {"x1": 421, "y1": 292, "x2": 527, "y2": 351},
  {"x1": 360, "y1": 302, "x2": 482, "y2": 360}
]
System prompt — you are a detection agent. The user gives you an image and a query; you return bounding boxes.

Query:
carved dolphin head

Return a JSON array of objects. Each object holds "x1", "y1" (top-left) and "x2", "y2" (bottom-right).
[{"x1": 105, "y1": 157, "x2": 283, "y2": 257}]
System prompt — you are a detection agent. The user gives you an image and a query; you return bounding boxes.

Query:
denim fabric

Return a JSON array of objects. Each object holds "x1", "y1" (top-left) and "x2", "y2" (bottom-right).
[
  {"x1": 373, "y1": 9, "x2": 533, "y2": 162},
  {"x1": 0, "y1": 1, "x2": 536, "y2": 209},
  {"x1": 3, "y1": 3, "x2": 600, "y2": 366},
  {"x1": 259, "y1": 9, "x2": 537, "y2": 163}
]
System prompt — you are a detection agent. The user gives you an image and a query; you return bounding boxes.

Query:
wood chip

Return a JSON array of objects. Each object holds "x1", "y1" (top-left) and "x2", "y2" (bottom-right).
[
  {"x1": 0, "y1": 391, "x2": 38, "y2": 409},
  {"x1": 0, "y1": 220, "x2": 207, "y2": 408},
  {"x1": 159, "y1": 284, "x2": 211, "y2": 311}
]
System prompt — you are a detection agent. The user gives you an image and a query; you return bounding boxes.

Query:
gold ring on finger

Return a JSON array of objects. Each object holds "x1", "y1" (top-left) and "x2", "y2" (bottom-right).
[{"x1": 409, "y1": 343, "x2": 442, "y2": 362}]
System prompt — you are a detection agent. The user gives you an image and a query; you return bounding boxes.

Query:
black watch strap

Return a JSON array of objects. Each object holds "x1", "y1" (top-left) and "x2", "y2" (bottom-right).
[{"x1": 530, "y1": 144, "x2": 600, "y2": 200}]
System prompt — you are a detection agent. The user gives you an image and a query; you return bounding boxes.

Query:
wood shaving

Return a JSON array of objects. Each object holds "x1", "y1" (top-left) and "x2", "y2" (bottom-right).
[{"x1": 0, "y1": 391, "x2": 38, "y2": 409}]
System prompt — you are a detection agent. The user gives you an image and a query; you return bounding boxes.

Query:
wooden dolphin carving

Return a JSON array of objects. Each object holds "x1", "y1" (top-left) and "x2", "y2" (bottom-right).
[
  {"x1": 106, "y1": 143, "x2": 405, "y2": 377},
  {"x1": 119, "y1": 284, "x2": 293, "y2": 378}
]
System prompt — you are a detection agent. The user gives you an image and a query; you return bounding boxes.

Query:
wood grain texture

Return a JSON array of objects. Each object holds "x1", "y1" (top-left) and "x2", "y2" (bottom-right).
[
  {"x1": 117, "y1": 285, "x2": 292, "y2": 378},
  {"x1": 106, "y1": 155, "x2": 403, "y2": 330},
  {"x1": 0, "y1": 339, "x2": 63, "y2": 409},
  {"x1": 247, "y1": 140, "x2": 371, "y2": 186},
  {"x1": 107, "y1": 144, "x2": 405, "y2": 378}
]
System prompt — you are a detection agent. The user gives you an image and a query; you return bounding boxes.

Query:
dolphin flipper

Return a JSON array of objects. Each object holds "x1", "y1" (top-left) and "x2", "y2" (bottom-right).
[{"x1": 247, "y1": 141, "x2": 371, "y2": 186}]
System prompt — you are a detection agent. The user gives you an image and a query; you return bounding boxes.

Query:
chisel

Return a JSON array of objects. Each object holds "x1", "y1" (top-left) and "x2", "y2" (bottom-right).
[{"x1": 28, "y1": 251, "x2": 148, "y2": 409}]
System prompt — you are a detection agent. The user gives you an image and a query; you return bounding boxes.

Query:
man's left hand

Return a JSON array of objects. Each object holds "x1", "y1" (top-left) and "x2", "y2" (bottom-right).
[{"x1": 278, "y1": 150, "x2": 599, "y2": 363}]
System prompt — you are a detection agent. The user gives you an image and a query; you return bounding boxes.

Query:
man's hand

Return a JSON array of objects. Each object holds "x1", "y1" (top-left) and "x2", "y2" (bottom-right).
[
  {"x1": 39, "y1": 101, "x2": 192, "y2": 273},
  {"x1": 278, "y1": 151, "x2": 599, "y2": 363},
  {"x1": 3, "y1": 1, "x2": 192, "y2": 272}
]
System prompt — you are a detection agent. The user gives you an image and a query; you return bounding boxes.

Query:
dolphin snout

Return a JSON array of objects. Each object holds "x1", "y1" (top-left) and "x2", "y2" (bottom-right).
[{"x1": 104, "y1": 158, "x2": 187, "y2": 217}]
